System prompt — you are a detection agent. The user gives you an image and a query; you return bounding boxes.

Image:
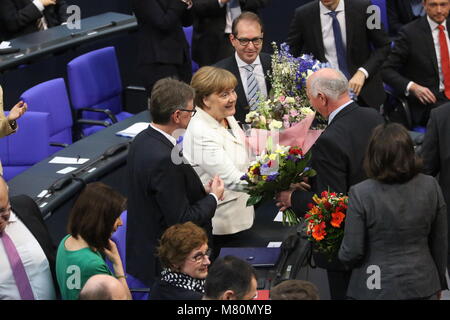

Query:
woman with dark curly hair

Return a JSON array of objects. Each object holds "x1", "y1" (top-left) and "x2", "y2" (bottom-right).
[
  {"x1": 339, "y1": 123, "x2": 448, "y2": 300},
  {"x1": 151, "y1": 221, "x2": 211, "y2": 300},
  {"x1": 55, "y1": 182, "x2": 130, "y2": 300}
]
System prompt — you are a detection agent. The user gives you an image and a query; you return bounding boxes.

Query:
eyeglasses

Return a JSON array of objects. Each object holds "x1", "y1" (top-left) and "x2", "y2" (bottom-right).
[
  {"x1": 177, "y1": 108, "x2": 197, "y2": 117},
  {"x1": 190, "y1": 248, "x2": 212, "y2": 263},
  {"x1": 234, "y1": 37, "x2": 263, "y2": 46}
]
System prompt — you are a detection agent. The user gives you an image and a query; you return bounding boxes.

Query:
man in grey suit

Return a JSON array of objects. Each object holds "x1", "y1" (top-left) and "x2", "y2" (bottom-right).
[
  {"x1": 421, "y1": 102, "x2": 450, "y2": 270},
  {"x1": 214, "y1": 11, "x2": 271, "y2": 124}
]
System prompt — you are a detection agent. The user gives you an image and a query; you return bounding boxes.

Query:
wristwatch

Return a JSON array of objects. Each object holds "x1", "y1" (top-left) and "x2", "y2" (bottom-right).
[{"x1": 9, "y1": 120, "x2": 17, "y2": 130}]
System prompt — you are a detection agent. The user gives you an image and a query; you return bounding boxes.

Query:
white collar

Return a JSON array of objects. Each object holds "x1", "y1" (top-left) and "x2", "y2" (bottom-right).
[
  {"x1": 235, "y1": 52, "x2": 262, "y2": 68},
  {"x1": 149, "y1": 123, "x2": 177, "y2": 146},
  {"x1": 328, "y1": 100, "x2": 353, "y2": 124},
  {"x1": 427, "y1": 15, "x2": 448, "y2": 31},
  {"x1": 320, "y1": 0, "x2": 345, "y2": 15}
]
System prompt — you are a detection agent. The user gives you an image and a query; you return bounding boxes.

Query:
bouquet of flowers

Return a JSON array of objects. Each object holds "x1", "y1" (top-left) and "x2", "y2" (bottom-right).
[
  {"x1": 244, "y1": 42, "x2": 328, "y2": 155},
  {"x1": 240, "y1": 138, "x2": 316, "y2": 226},
  {"x1": 305, "y1": 191, "x2": 349, "y2": 259}
]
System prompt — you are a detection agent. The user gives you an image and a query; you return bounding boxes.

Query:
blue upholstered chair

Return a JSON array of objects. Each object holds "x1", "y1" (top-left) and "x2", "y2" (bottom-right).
[
  {"x1": 370, "y1": 0, "x2": 389, "y2": 32},
  {"x1": 183, "y1": 26, "x2": 199, "y2": 74},
  {"x1": 0, "y1": 111, "x2": 51, "y2": 181},
  {"x1": 108, "y1": 210, "x2": 150, "y2": 300},
  {"x1": 67, "y1": 47, "x2": 135, "y2": 137}
]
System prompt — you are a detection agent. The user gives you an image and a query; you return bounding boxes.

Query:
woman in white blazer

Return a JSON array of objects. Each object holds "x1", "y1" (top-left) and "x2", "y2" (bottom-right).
[{"x1": 184, "y1": 66, "x2": 255, "y2": 254}]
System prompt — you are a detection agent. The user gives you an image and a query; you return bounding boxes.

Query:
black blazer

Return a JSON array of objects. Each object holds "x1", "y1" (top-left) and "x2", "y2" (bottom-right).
[
  {"x1": 421, "y1": 103, "x2": 450, "y2": 264},
  {"x1": 214, "y1": 52, "x2": 272, "y2": 124},
  {"x1": 149, "y1": 279, "x2": 203, "y2": 300},
  {"x1": 10, "y1": 194, "x2": 59, "y2": 297},
  {"x1": 286, "y1": 0, "x2": 390, "y2": 109},
  {"x1": 126, "y1": 125, "x2": 217, "y2": 287},
  {"x1": 339, "y1": 174, "x2": 448, "y2": 299},
  {"x1": 0, "y1": 0, "x2": 68, "y2": 40},
  {"x1": 387, "y1": 0, "x2": 418, "y2": 37},
  {"x1": 382, "y1": 16, "x2": 450, "y2": 126},
  {"x1": 131, "y1": 0, "x2": 193, "y2": 66},
  {"x1": 192, "y1": 0, "x2": 269, "y2": 66},
  {"x1": 291, "y1": 103, "x2": 384, "y2": 270}
]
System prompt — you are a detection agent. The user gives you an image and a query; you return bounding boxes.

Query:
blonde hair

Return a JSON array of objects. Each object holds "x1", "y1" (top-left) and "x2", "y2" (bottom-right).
[{"x1": 190, "y1": 66, "x2": 238, "y2": 109}]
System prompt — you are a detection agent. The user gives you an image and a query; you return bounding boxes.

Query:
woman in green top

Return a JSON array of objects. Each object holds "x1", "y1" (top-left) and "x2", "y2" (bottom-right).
[{"x1": 56, "y1": 182, "x2": 131, "y2": 300}]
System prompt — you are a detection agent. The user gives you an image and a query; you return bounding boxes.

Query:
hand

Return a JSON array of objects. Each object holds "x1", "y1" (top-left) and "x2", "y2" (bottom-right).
[
  {"x1": 348, "y1": 70, "x2": 366, "y2": 96},
  {"x1": 409, "y1": 83, "x2": 437, "y2": 105},
  {"x1": 275, "y1": 190, "x2": 293, "y2": 212},
  {"x1": 210, "y1": 175, "x2": 225, "y2": 201},
  {"x1": 39, "y1": 0, "x2": 57, "y2": 6},
  {"x1": 290, "y1": 178, "x2": 311, "y2": 192},
  {"x1": 7, "y1": 101, "x2": 27, "y2": 122},
  {"x1": 180, "y1": 0, "x2": 192, "y2": 7},
  {"x1": 104, "y1": 240, "x2": 121, "y2": 265}
]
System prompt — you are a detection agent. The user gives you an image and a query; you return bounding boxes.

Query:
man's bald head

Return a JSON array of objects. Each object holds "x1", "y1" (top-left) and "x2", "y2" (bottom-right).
[{"x1": 79, "y1": 274, "x2": 129, "y2": 300}]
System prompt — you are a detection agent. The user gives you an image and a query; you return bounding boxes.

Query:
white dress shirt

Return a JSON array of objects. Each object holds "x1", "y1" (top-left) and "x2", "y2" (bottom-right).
[
  {"x1": 235, "y1": 52, "x2": 268, "y2": 100},
  {"x1": 407, "y1": 17, "x2": 450, "y2": 94},
  {"x1": 319, "y1": 0, "x2": 368, "y2": 78},
  {"x1": 0, "y1": 212, "x2": 56, "y2": 300}
]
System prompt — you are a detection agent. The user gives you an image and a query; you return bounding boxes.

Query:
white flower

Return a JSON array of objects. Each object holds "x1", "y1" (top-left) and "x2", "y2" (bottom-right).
[
  {"x1": 285, "y1": 97, "x2": 295, "y2": 104},
  {"x1": 300, "y1": 107, "x2": 314, "y2": 115},
  {"x1": 269, "y1": 120, "x2": 283, "y2": 130}
]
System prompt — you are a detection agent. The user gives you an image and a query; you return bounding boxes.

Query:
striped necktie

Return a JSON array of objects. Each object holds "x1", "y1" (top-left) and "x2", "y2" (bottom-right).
[
  {"x1": 243, "y1": 64, "x2": 260, "y2": 109},
  {"x1": 36, "y1": 17, "x2": 45, "y2": 31},
  {"x1": 1, "y1": 231, "x2": 35, "y2": 300}
]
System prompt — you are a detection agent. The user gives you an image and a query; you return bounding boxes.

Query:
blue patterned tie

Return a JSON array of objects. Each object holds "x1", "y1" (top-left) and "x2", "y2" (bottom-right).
[
  {"x1": 229, "y1": 0, "x2": 242, "y2": 21},
  {"x1": 327, "y1": 11, "x2": 350, "y2": 79},
  {"x1": 243, "y1": 64, "x2": 260, "y2": 109}
]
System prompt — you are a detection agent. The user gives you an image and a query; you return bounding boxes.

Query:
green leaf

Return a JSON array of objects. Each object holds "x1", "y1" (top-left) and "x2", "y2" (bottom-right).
[{"x1": 246, "y1": 195, "x2": 263, "y2": 207}]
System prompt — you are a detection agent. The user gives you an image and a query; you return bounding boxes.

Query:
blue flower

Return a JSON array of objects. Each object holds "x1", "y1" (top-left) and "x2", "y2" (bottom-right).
[
  {"x1": 240, "y1": 174, "x2": 248, "y2": 181},
  {"x1": 266, "y1": 173, "x2": 279, "y2": 182}
]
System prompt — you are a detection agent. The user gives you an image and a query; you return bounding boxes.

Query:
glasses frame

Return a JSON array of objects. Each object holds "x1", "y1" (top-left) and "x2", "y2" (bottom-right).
[
  {"x1": 176, "y1": 108, "x2": 197, "y2": 117},
  {"x1": 190, "y1": 248, "x2": 212, "y2": 263},
  {"x1": 234, "y1": 36, "x2": 264, "y2": 46}
]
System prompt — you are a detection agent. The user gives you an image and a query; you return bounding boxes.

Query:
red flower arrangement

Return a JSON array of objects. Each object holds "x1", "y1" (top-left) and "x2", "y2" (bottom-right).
[{"x1": 305, "y1": 191, "x2": 348, "y2": 259}]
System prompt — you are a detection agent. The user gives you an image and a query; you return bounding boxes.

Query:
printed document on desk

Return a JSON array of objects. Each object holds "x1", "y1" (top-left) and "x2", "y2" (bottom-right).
[{"x1": 116, "y1": 122, "x2": 149, "y2": 138}]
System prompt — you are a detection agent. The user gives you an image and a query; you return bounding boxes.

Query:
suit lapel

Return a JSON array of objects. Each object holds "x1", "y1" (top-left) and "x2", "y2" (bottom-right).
[
  {"x1": 312, "y1": 3, "x2": 326, "y2": 60},
  {"x1": 344, "y1": 0, "x2": 354, "y2": 60},
  {"x1": 420, "y1": 17, "x2": 439, "y2": 77}
]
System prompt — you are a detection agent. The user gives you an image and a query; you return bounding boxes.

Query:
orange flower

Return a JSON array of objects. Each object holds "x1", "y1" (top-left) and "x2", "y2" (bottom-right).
[
  {"x1": 312, "y1": 222, "x2": 327, "y2": 241},
  {"x1": 331, "y1": 211, "x2": 346, "y2": 228},
  {"x1": 309, "y1": 206, "x2": 322, "y2": 216}
]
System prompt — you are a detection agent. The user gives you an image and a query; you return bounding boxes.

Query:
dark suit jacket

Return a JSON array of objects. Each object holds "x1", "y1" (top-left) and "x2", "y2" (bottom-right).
[
  {"x1": 126, "y1": 125, "x2": 217, "y2": 287},
  {"x1": 10, "y1": 194, "x2": 59, "y2": 297},
  {"x1": 421, "y1": 103, "x2": 450, "y2": 265},
  {"x1": 0, "y1": 0, "x2": 68, "y2": 40},
  {"x1": 291, "y1": 103, "x2": 384, "y2": 270},
  {"x1": 387, "y1": 0, "x2": 418, "y2": 37},
  {"x1": 192, "y1": 0, "x2": 269, "y2": 66},
  {"x1": 149, "y1": 279, "x2": 203, "y2": 300},
  {"x1": 286, "y1": 0, "x2": 390, "y2": 109},
  {"x1": 214, "y1": 52, "x2": 272, "y2": 123},
  {"x1": 131, "y1": 0, "x2": 192, "y2": 66},
  {"x1": 339, "y1": 174, "x2": 448, "y2": 299},
  {"x1": 381, "y1": 16, "x2": 450, "y2": 126}
]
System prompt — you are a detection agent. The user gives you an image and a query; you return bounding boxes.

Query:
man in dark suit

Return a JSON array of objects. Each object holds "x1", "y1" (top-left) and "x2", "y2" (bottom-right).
[
  {"x1": 0, "y1": 175, "x2": 58, "y2": 299},
  {"x1": 131, "y1": 0, "x2": 194, "y2": 94},
  {"x1": 126, "y1": 78, "x2": 224, "y2": 287},
  {"x1": 387, "y1": 0, "x2": 424, "y2": 37},
  {"x1": 286, "y1": 0, "x2": 390, "y2": 111},
  {"x1": 382, "y1": 0, "x2": 450, "y2": 128},
  {"x1": 192, "y1": 0, "x2": 269, "y2": 67},
  {"x1": 276, "y1": 68, "x2": 384, "y2": 300},
  {"x1": 0, "y1": 0, "x2": 68, "y2": 40},
  {"x1": 420, "y1": 102, "x2": 450, "y2": 270},
  {"x1": 215, "y1": 11, "x2": 271, "y2": 124}
]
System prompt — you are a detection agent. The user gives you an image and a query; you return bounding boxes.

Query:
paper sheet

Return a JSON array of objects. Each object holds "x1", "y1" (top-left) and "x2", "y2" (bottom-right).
[
  {"x1": 274, "y1": 211, "x2": 283, "y2": 222},
  {"x1": 116, "y1": 122, "x2": 149, "y2": 138},
  {"x1": 56, "y1": 166, "x2": 77, "y2": 174},
  {"x1": 0, "y1": 41, "x2": 11, "y2": 49},
  {"x1": 267, "y1": 242, "x2": 282, "y2": 248},
  {"x1": 49, "y1": 156, "x2": 89, "y2": 165}
]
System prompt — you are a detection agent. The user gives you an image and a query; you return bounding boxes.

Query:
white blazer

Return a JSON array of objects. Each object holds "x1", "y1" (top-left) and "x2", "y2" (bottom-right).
[{"x1": 183, "y1": 107, "x2": 254, "y2": 235}]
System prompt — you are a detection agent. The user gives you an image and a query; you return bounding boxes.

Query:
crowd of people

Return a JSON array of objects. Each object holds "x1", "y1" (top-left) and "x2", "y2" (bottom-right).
[{"x1": 1, "y1": 0, "x2": 450, "y2": 301}]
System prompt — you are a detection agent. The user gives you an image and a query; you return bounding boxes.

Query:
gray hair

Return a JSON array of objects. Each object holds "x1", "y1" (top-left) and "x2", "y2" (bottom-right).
[
  {"x1": 149, "y1": 78, "x2": 195, "y2": 125},
  {"x1": 308, "y1": 69, "x2": 348, "y2": 101}
]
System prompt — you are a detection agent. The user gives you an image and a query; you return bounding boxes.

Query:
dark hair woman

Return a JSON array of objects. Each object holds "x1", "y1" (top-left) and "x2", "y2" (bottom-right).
[
  {"x1": 339, "y1": 123, "x2": 448, "y2": 300},
  {"x1": 55, "y1": 182, "x2": 130, "y2": 300}
]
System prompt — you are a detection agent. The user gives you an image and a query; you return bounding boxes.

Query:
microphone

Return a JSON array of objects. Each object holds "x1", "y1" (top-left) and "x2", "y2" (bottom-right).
[{"x1": 275, "y1": 234, "x2": 299, "y2": 279}]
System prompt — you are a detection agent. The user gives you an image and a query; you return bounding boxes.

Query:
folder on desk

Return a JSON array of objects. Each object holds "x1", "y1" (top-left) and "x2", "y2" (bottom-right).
[{"x1": 218, "y1": 247, "x2": 281, "y2": 267}]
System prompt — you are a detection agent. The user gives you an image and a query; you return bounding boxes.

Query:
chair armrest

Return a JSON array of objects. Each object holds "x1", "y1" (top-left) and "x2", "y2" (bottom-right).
[
  {"x1": 129, "y1": 288, "x2": 151, "y2": 293},
  {"x1": 77, "y1": 119, "x2": 111, "y2": 127},
  {"x1": 77, "y1": 107, "x2": 118, "y2": 124},
  {"x1": 383, "y1": 88, "x2": 413, "y2": 129},
  {"x1": 124, "y1": 85, "x2": 147, "y2": 93},
  {"x1": 50, "y1": 142, "x2": 69, "y2": 148}
]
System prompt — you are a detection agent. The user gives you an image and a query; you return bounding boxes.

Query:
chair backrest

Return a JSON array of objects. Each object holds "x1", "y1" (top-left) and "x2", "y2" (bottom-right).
[
  {"x1": 0, "y1": 111, "x2": 51, "y2": 181},
  {"x1": 371, "y1": 0, "x2": 389, "y2": 32},
  {"x1": 67, "y1": 47, "x2": 123, "y2": 121},
  {"x1": 20, "y1": 78, "x2": 73, "y2": 153},
  {"x1": 109, "y1": 210, "x2": 150, "y2": 300}
]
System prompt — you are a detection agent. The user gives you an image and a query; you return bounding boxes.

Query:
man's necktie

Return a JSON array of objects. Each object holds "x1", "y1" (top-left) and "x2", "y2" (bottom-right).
[
  {"x1": 327, "y1": 11, "x2": 350, "y2": 79},
  {"x1": 0, "y1": 231, "x2": 35, "y2": 300},
  {"x1": 229, "y1": 0, "x2": 242, "y2": 22},
  {"x1": 36, "y1": 18, "x2": 45, "y2": 31},
  {"x1": 438, "y1": 25, "x2": 450, "y2": 99},
  {"x1": 243, "y1": 64, "x2": 260, "y2": 109}
]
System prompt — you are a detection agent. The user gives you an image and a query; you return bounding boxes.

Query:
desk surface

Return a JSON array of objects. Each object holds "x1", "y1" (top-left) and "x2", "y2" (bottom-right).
[{"x1": 0, "y1": 12, "x2": 137, "y2": 72}]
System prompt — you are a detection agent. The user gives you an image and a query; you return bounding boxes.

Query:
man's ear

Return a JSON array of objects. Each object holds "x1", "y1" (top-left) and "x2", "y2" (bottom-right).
[
  {"x1": 221, "y1": 290, "x2": 236, "y2": 300},
  {"x1": 171, "y1": 110, "x2": 181, "y2": 124}
]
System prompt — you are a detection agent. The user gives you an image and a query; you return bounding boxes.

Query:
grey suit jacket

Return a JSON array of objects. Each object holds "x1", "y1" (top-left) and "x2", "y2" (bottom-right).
[{"x1": 339, "y1": 174, "x2": 448, "y2": 299}]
